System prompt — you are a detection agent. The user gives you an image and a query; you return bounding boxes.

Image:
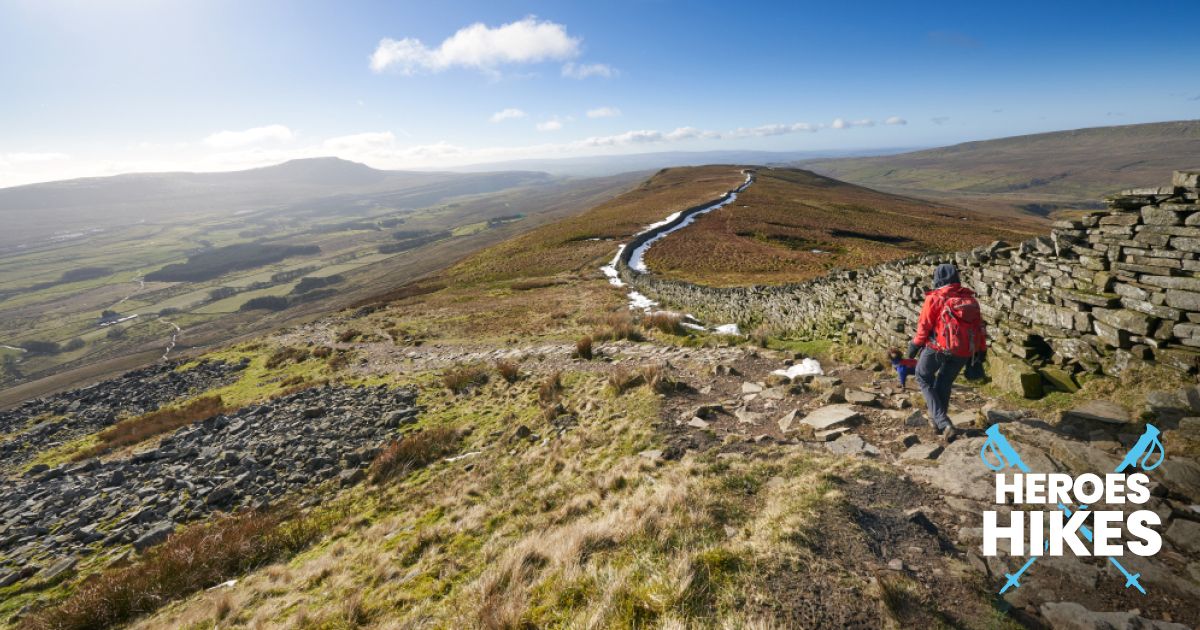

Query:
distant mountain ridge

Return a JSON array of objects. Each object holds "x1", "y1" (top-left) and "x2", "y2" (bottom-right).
[
  {"x1": 0, "y1": 158, "x2": 554, "y2": 249},
  {"x1": 797, "y1": 119, "x2": 1200, "y2": 201}
]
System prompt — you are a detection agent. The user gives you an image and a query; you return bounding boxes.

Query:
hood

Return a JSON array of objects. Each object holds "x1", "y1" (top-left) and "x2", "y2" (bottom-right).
[{"x1": 932, "y1": 263, "x2": 960, "y2": 288}]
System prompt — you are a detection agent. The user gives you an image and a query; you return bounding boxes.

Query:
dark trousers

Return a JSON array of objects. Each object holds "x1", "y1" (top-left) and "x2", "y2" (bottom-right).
[{"x1": 915, "y1": 350, "x2": 967, "y2": 430}]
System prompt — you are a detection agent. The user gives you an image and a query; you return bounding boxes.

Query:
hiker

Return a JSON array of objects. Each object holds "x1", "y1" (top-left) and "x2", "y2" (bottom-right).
[{"x1": 906, "y1": 263, "x2": 987, "y2": 442}]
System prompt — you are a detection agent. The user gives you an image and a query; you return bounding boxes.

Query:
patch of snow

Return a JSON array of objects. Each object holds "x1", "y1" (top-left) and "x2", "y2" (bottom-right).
[
  {"x1": 771, "y1": 358, "x2": 824, "y2": 379},
  {"x1": 628, "y1": 291, "x2": 658, "y2": 310},
  {"x1": 681, "y1": 322, "x2": 707, "y2": 331},
  {"x1": 600, "y1": 245, "x2": 626, "y2": 287},
  {"x1": 713, "y1": 323, "x2": 741, "y2": 336}
]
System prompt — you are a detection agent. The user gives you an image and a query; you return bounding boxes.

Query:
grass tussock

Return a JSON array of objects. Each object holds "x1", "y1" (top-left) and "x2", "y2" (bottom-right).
[
  {"x1": 336, "y1": 329, "x2": 362, "y2": 343},
  {"x1": 368, "y1": 427, "x2": 462, "y2": 484},
  {"x1": 538, "y1": 371, "x2": 564, "y2": 406},
  {"x1": 593, "y1": 311, "x2": 644, "y2": 343},
  {"x1": 73, "y1": 395, "x2": 227, "y2": 461},
  {"x1": 443, "y1": 365, "x2": 490, "y2": 395},
  {"x1": 574, "y1": 336, "x2": 594, "y2": 360},
  {"x1": 640, "y1": 363, "x2": 680, "y2": 394},
  {"x1": 644, "y1": 311, "x2": 686, "y2": 336},
  {"x1": 264, "y1": 346, "x2": 310, "y2": 370},
  {"x1": 607, "y1": 367, "x2": 644, "y2": 395},
  {"x1": 495, "y1": 359, "x2": 521, "y2": 384},
  {"x1": 21, "y1": 507, "x2": 333, "y2": 630}
]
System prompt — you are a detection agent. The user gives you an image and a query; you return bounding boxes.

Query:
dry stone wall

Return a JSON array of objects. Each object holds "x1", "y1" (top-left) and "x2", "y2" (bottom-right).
[{"x1": 618, "y1": 170, "x2": 1200, "y2": 396}]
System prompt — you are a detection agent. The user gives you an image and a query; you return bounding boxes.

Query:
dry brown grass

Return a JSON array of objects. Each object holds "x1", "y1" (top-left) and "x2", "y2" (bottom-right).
[
  {"x1": 72, "y1": 395, "x2": 226, "y2": 461},
  {"x1": 449, "y1": 166, "x2": 748, "y2": 284},
  {"x1": 644, "y1": 168, "x2": 1044, "y2": 286},
  {"x1": 367, "y1": 428, "x2": 461, "y2": 484},
  {"x1": 607, "y1": 367, "x2": 643, "y2": 395},
  {"x1": 593, "y1": 311, "x2": 644, "y2": 342},
  {"x1": 640, "y1": 363, "x2": 679, "y2": 394},
  {"x1": 494, "y1": 359, "x2": 521, "y2": 384},
  {"x1": 21, "y1": 509, "x2": 329, "y2": 630},
  {"x1": 442, "y1": 365, "x2": 490, "y2": 394},
  {"x1": 264, "y1": 346, "x2": 310, "y2": 370},
  {"x1": 644, "y1": 312, "x2": 686, "y2": 336},
  {"x1": 574, "y1": 336, "x2": 594, "y2": 360},
  {"x1": 336, "y1": 329, "x2": 362, "y2": 343},
  {"x1": 538, "y1": 371, "x2": 564, "y2": 405}
]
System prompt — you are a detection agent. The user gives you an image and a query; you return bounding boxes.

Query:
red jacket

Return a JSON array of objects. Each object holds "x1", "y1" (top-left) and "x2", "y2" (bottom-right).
[{"x1": 913, "y1": 283, "x2": 988, "y2": 352}]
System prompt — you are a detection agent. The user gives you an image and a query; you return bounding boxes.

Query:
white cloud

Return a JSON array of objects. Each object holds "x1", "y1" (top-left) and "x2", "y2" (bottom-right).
[
  {"x1": 370, "y1": 17, "x2": 581, "y2": 74},
  {"x1": 586, "y1": 106, "x2": 621, "y2": 119},
  {"x1": 490, "y1": 108, "x2": 528, "y2": 123},
  {"x1": 665, "y1": 127, "x2": 720, "y2": 141},
  {"x1": 202, "y1": 124, "x2": 294, "y2": 149},
  {"x1": 0, "y1": 152, "x2": 69, "y2": 166},
  {"x1": 831, "y1": 118, "x2": 874, "y2": 129},
  {"x1": 562, "y1": 62, "x2": 617, "y2": 79},
  {"x1": 731, "y1": 122, "x2": 817, "y2": 137},
  {"x1": 536, "y1": 119, "x2": 564, "y2": 132},
  {"x1": 885, "y1": 116, "x2": 907, "y2": 125}
]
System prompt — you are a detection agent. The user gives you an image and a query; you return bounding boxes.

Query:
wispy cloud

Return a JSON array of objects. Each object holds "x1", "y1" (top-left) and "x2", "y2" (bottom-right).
[
  {"x1": 490, "y1": 108, "x2": 527, "y2": 123},
  {"x1": 731, "y1": 122, "x2": 815, "y2": 137},
  {"x1": 884, "y1": 116, "x2": 907, "y2": 125},
  {"x1": 536, "y1": 118, "x2": 564, "y2": 132},
  {"x1": 370, "y1": 17, "x2": 583, "y2": 75},
  {"x1": 202, "y1": 124, "x2": 294, "y2": 149},
  {"x1": 322, "y1": 131, "x2": 396, "y2": 152},
  {"x1": 831, "y1": 118, "x2": 874, "y2": 129},
  {"x1": 586, "y1": 106, "x2": 621, "y2": 118},
  {"x1": 562, "y1": 62, "x2": 617, "y2": 79},
  {"x1": 930, "y1": 116, "x2": 951, "y2": 125}
]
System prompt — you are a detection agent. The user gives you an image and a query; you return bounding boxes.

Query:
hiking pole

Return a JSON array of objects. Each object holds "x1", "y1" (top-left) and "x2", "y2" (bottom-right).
[
  {"x1": 980, "y1": 425, "x2": 1036, "y2": 592},
  {"x1": 1055, "y1": 502, "x2": 1145, "y2": 594}
]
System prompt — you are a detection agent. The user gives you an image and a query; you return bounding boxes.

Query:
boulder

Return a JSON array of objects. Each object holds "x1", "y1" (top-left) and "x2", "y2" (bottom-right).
[
  {"x1": 900, "y1": 443, "x2": 943, "y2": 461},
  {"x1": 845, "y1": 390, "x2": 879, "y2": 406},
  {"x1": 687, "y1": 417, "x2": 711, "y2": 429},
  {"x1": 776, "y1": 410, "x2": 797, "y2": 433},
  {"x1": 825, "y1": 434, "x2": 879, "y2": 456},
  {"x1": 989, "y1": 355, "x2": 1043, "y2": 399},
  {"x1": 801, "y1": 405, "x2": 863, "y2": 431},
  {"x1": 1039, "y1": 601, "x2": 1189, "y2": 630},
  {"x1": 133, "y1": 522, "x2": 175, "y2": 551},
  {"x1": 1165, "y1": 518, "x2": 1200, "y2": 554},
  {"x1": 1038, "y1": 367, "x2": 1079, "y2": 393},
  {"x1": 1061, "y1": 400, "x2": 1131, "y2": 425}
]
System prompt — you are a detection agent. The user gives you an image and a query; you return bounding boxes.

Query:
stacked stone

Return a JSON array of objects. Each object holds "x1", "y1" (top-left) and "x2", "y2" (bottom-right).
[{"x1": 618, "y1": 170, "x2": 1200, "y2": 397}]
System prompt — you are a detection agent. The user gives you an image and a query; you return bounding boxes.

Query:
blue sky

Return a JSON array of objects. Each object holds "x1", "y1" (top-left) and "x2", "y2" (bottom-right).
[{"x1": 0, "y1": 0, "x2": 1196, "y2": 186}]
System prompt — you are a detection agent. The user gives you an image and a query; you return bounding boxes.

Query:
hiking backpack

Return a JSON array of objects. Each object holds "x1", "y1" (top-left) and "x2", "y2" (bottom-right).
[{"x1": 931, "y1": 295, "x2": 986, "y2": 358}]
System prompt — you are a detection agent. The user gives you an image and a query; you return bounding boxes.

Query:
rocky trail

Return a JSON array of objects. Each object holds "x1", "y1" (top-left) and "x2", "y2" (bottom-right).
[{"x1": 2, "y1": 326, "x2": 1199, "y2": 627}]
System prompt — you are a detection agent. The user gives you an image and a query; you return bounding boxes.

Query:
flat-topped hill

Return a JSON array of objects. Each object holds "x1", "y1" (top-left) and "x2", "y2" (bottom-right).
[{"x1": 799, "y1": 119, "x2": 1200, "y2": 206}]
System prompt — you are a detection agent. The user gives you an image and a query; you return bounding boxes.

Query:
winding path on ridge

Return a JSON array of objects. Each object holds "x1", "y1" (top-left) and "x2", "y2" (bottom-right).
[{"x1": 600, "y1": 170, "x2": 755, "y2": 333}]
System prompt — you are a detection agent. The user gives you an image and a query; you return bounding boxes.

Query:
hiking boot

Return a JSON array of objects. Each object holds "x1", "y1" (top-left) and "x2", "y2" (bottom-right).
[{"x1": 940, "y1": 425, "x2": 959, "y2": 444}]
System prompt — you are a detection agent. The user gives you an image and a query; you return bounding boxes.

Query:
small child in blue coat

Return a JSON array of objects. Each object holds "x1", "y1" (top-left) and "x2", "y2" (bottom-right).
[{"x1": 887, "y1": 348, "x2": 919, "y2": 390}]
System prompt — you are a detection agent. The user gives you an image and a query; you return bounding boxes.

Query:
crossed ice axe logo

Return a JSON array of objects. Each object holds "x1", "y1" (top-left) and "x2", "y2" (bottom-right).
[{"x1": 979, "y1": 422, "x2": 1166, "y2": 594}]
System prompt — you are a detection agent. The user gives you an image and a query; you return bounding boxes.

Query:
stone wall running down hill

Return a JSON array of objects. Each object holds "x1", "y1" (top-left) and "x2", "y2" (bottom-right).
[{"x1": 618, "y1": 170, "x2": 1200, "y2": 397}]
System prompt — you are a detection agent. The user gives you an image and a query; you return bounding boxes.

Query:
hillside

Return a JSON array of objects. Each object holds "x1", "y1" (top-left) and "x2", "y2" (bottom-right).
[
  {"x1": 800, "y1": 120, "x2": 1200, "y2": 214},
  {"x1": 0, "y1": 158, "x2": 555, "y2": 251},
  {"x1": 643, "y1": 168, "x2": 1044, "y2": 286},
  {"x1": 0, "y1": 160, "x2": 642, "y2": 403},
  {"x1": 2, "y1": 165, "x2": 1198, "y2": 629}
]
